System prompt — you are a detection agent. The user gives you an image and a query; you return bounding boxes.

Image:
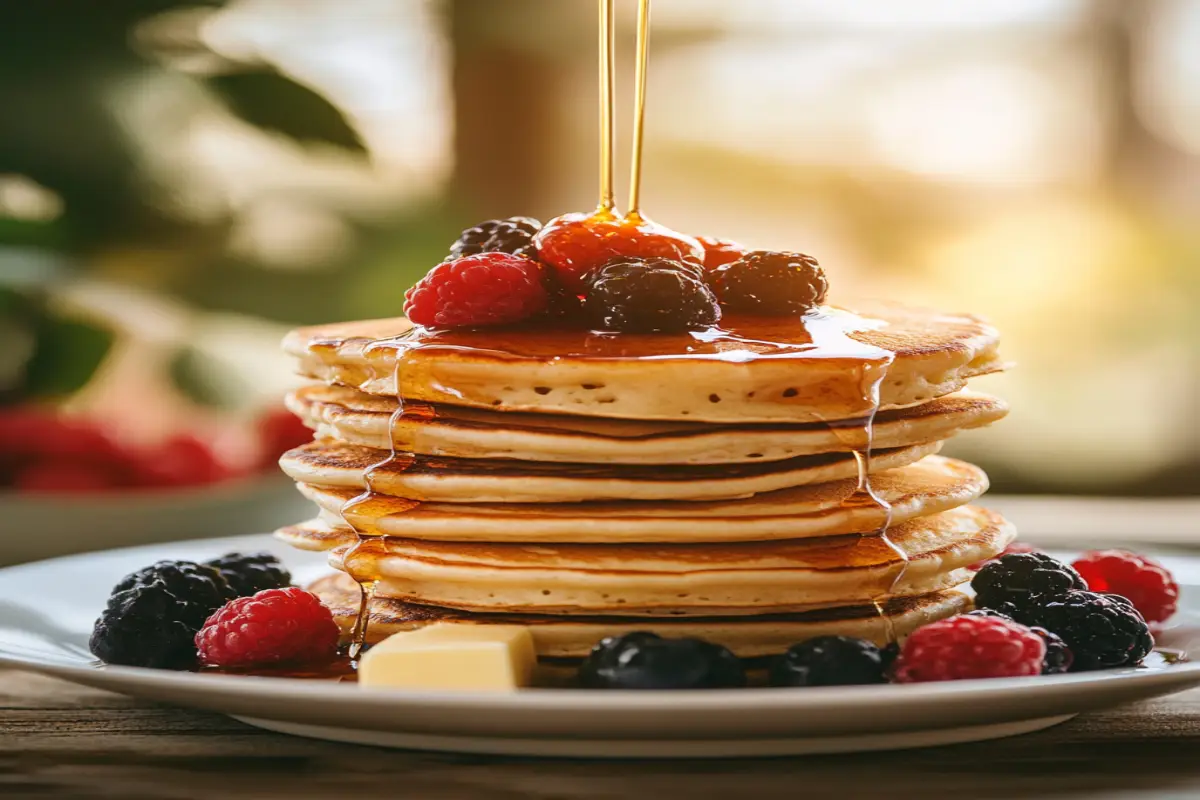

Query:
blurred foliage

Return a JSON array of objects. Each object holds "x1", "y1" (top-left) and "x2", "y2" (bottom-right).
[
  {"x1": 0, "y1": 0, "x2": 368, "y2": 255},
  {"x1": 0, "y1": 282, "x2": 115, "y2": 407}
]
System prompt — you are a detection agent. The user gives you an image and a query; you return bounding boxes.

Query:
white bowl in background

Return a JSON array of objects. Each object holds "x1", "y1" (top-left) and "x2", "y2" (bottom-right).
[{"x1": 0, "y1": 475, "x2": 313, "y2": 566}]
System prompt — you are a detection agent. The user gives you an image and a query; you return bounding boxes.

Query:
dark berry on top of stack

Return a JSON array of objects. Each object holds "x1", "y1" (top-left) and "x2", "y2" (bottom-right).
[
  {"x1": 578, "y1": 632, "x2": 745, "y2": 690},
  {"x1": 583, "y1": 257, "x2": 720, "y2": 333},
  {"x1": 90, "y1": 561, "x2": 235, "y2": 669},
  {"x1": 1025, "y1": 590, "x2": 1153, "y2": 671},
  {"x1": 971, "y1": 552, "x2": 1087, "y2": 615},
  {"x1": 709, "y1": 250, "x2": 828, "y2": 315},
  {"x1": 448, "y1": 216, "x2": 541, "y2": 261},
  {"x1": 1071, "y1": 550, "x2": 1179, "y2": 624},
  {"x1": 769, "y1": 635, "x2": 889, "y2": 687},
  {"x1": 205, "y1": 552, "x2": 291, "y2": 597},
  {"x1": 964, "y1": 608, "x2": 1072, "y2": 674},
  {"x1": 891, "y1": 615, "x2": 1046, "y2": 683},
  {"x1": 403, "y1": 252, "x2": 550, "y2": 328}
]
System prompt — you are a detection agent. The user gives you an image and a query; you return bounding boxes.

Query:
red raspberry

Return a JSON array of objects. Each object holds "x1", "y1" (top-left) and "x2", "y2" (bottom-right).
[
  {"x1": 1072, "y1": 550, "x2": 1178, "y2": 624},
  {"x1": 133, "y1": 434, "x2": 232, "y2": 488},
  {"x1": 968, "y1": 541, "x2": 1036, "y2": 572},
  {"x1": 891, "y1": 615, "x2": 1045, "y2": 683},
  {"x1": 534, "y1": 211, "x2": 704, "y2": 292},
  {"x1": 698, "y1": 236, "x2": 749, "y2": 270},
  {"x1": 403, "y1": 253, "x2": 550, "y2": 328},
  {"x1": 0, "y1": 407, "x2": 125, "y2": 463},
  {"x1": 196, "y1": 587, "x2": 340, "y2": 668},
  {"x1": 256, "y1": 407, "x2": 312, "y2": 470},
  {"x1": 14, "y1": 460, "x2": 118, "y2": 493}
]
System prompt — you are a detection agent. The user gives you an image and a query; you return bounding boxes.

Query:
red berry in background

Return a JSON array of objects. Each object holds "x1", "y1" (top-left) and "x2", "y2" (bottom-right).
[
  {"x1": 196, "y1": 587, "x2": 340, "y2": 668},
  {"x1": 14, "y1": 460, "x2": 118, "y2": 493},
  {"x1": 698, "y1": 236, "x2": 749, "y2": 271},
  {"x1": 403, "y1": 253, "x2": 550, "y2": 328},
  {"x1": 968, "y1": 541, "x2": 1036, "y2": 572},
  {"x1": 1071, "y1": 550, "x2": 1179, "y2": 624},
  {"x1": 134, "y1": 434, "x2": 231, "y2": 489},
  {"x1": 534, "y1": 211, "x2": 704, "y2": 292},
  {"x1": 891, "y1": 615, "x2": 1045, "y2": 683},
  {"x1": 257, "y1": 407, "x2": 312, "y2": 470},
  {"x1": 0, "y1": 407, "x2": 124, "y2": 462}
]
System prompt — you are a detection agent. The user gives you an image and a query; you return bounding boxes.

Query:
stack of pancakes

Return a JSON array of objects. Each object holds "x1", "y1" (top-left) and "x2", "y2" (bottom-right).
[{"x1": 275, "y1": 301, "x2": 1014, "y2": 662}]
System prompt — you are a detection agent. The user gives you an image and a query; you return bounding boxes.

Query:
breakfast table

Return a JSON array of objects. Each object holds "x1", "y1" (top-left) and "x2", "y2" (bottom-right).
[
  {"x1": 3, "y1": 496, "x2": 1199, "y2": 799},
  {"x1": 3, "y1": 668, "x2": 1200, "y2": 799}
]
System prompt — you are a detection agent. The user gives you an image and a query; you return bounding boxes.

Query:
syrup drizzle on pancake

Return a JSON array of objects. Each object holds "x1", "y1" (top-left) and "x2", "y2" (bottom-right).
[{"x1": 338, "y1": 334, "x2": 428, "y2": 658}]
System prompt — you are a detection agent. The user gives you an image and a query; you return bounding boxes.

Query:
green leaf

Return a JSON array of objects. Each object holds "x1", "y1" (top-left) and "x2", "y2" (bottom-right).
[
  {"x1": 167, "y1": 345, "x2": 249, "y2": 409},
  {"x1": 207, "y1": 71, "x2": 367, "y2": 153},
  {"x1": 22, "y1": 315, "x2": 115, "y2": 400}
]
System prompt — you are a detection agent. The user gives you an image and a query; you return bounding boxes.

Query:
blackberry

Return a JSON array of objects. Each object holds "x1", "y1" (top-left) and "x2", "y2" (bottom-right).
[
  {"x1": 205, "y1": 552, "x2": 291, "y2": 597},
  {"x1": 90, "y1": 560, "x2": 235, "y2": 669},
  {"x1": 710, "y1": 250, "x2": 828, "y2": 315},
  {"x1": 1031, "y1": 627, "x2": 1073, "y2": 674},
  {"x1": 971, "y1": 552, "x2": 1086, "y2": 615},
  {"x1": 1025, "y1": 590, "x2": 1153, "y2": 671},
  {"x1": 578, "y1": 632, "x2": 745, "y2": 690},
  {"x1": 583, "y1": 257, "x2": 719, "y2": 333},
  {"x1": 769, "y1": 636, "x2": 889, "y2": 688},
  {"x1": 449, "y1": 216, "x2": 541, "y2": 260}
]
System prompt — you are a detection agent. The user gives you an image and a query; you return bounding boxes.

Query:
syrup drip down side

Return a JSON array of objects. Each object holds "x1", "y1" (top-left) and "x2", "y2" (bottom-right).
[{"x1": 338, "y1": 336, "x2": 423, "y2": 657}]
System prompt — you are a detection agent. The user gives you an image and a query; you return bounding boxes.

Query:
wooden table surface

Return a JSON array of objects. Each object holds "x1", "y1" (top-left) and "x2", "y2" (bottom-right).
[{"x1": 3, "y1": 669, "x2": 1200, "y2": 800}]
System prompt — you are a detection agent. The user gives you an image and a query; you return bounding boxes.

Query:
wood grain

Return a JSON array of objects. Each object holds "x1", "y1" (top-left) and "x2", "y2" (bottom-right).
[{"x1": 2, "y1": 668, "x2": 1200, "y2": 799}]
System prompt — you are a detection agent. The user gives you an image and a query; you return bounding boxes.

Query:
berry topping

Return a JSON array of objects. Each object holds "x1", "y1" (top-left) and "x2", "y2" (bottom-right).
[
  {"x1": 968, "y1": 541, "x2": 1036, "y2": 571},
  {"x1": 90, "y1": 560, "x2": 235, "y2": 669},
  {"x1": 891, "y1": 615, "x2": 1046, "y2": 683},
  {"x1": 534, "y1": 211, "x2": 704, "y2": 292},
  {"x1": 449, "y1": 216, "x2": 542, "y2": 260},
  {"x1": 205, "y1": 552, "x2": 292, "y2": 597},
  {"x1": 196, "y1": 587, "x2": 340, "y2": 669},
  {"x1": 583, "y1": 256, "x2": 720, "y2": 333},
  {"x1": 697, "y1": 236, "x2": 749, "y2": 270},
  {"x1": 578, "y1": 632, "x2": 745, "y2": 690},
  {"x1": 1030, "y1": 626, "x2": 1074, "y2": 674},
  {"x1": 971, "y1": 552, "x2": 1087, "y2": 615},
  {"x1": 709, "y1": 250, "x2": 828, "y2": 315},
  {"x1": 1024, "y1": 590, "x2": 1154, "y2": 671},
  {"x1": 769, "y1": 635, "x2": 890, "y2": 687},
  {"x1": 403, "y1": 253, "x2": 550, "y2": 328},
  {"x1": 1071, "y1": 550, "x2": 1179, "y2": 624},
  {"x1": 964, "y1": 609, "x2": 1074, "y2": 674}
]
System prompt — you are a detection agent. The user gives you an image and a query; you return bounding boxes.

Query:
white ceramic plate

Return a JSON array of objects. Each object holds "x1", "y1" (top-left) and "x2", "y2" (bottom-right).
[{"x1": 2, "y1": 534, "x2": 1200, "y2": 758}]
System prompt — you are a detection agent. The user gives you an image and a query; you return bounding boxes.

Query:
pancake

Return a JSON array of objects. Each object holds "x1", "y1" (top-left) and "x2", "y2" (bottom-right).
[
  {"x1": 286, "y1": 456, "x2": 988, "y2": 543},
  {"x1": 278, "y1": 439, "x2": 941, "y2": 503},
  {"x1": 283, "y1": 505, "x2": 1011, "y2": 616},
  {"x1": 284, "y1": 302, "x2": 1003, "y2": 423},
  {"x1": 309, "y1": 571, "x2": 971, "y2": 657},
  {"x1": 288, "y1": 385, "x2": 1008, "y2": 464}
]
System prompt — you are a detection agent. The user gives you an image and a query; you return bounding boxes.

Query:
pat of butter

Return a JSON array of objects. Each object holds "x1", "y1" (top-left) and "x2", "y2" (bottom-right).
[{"x1": 359, "y1": 623, "x2": 536, "y2": 691}]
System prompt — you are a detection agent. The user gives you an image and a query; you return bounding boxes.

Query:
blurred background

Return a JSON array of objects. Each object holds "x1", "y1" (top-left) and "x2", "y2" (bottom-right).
[{"x1": 2, "y1": 0, "x2": 1198, "y2": 503}]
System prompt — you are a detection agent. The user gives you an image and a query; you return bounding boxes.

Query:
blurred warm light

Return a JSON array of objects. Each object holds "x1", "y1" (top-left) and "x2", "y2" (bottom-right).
[
  {"x1": 0, "y1": 175, "x2": 63, "y2": 222},
  {"x1": 865, "y1": 63, "x2": 1090, "y2": 183}
]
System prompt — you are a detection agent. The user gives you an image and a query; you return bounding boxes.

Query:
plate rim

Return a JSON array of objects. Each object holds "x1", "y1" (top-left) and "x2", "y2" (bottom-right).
[{"x1": 3, "y1": 532, "x2": 1200, "y2": 716}]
